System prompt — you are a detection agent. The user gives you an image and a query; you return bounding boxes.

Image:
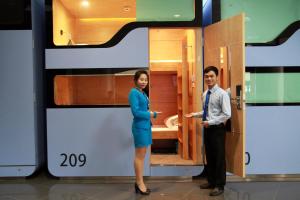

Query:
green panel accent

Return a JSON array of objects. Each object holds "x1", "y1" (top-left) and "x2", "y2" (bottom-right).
[
  {"x1": 246, "y1": 73, "x2": 300, "y2": 103},
  {"x1": 136, "y1": 0, "x2": 195, "y2": 21},
  {"x1": 221, "y1": 0, "x2": 300, "y2": 43}
]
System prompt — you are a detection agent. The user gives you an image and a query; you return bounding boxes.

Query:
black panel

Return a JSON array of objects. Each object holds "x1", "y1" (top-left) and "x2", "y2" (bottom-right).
[
  {"x1": 236, "y1": 85, "x2": 241, "y2": 97},
  {"x1": 212, "y1": 0, "x2": 221, "y2": 23},
  {"x1": 246, "y1": 103, "x2": 300, "y2": 106},
  {"x1": 0, "y1": 0, "x2": 31, "y2": 30},
  {"x1": 246, "y1": 66, "x2": 300, "y2": 73}
]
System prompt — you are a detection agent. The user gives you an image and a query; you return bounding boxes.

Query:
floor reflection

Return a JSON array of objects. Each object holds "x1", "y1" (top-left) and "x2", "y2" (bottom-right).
[{"x1": 1, "y1": 174, "x2": 300, "y2": 200}]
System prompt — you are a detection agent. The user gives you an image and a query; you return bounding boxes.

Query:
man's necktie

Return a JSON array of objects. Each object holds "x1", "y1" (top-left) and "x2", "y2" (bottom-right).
[{"x1": 202, "y1": 90, "x2": 211, "y2": 121}]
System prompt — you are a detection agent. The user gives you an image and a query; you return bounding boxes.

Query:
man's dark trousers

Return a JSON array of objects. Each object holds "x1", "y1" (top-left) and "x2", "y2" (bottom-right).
[{"x1": 204, "y1": 124, "x2": 226, "y2": 189}]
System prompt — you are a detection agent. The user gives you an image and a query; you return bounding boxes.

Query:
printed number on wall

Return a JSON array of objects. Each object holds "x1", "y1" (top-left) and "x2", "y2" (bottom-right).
[{"x1": 60, "y1": 153, "x2": 87, "y2": 167}]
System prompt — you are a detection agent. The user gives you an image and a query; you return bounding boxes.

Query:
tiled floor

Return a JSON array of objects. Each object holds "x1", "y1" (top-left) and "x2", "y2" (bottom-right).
[{"x1": 1, "y1": 172, "x2": 300, "y2": 200}]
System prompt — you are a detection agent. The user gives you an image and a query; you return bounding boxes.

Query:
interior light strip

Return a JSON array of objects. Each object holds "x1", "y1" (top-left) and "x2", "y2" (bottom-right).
[{"x1": 79, "y1": 18, "x2": 136, "y2": 22}]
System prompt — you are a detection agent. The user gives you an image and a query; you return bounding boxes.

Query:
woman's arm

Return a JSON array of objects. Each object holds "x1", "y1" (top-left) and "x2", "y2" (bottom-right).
[{"x1": 129, "y1": 90, "x2": 151, "y2": 119}]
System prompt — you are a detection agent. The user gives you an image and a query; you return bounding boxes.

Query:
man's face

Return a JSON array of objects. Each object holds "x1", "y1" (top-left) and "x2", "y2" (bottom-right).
[{"x1": 204, "y1": 70, "x2": 218, "y2": 88}]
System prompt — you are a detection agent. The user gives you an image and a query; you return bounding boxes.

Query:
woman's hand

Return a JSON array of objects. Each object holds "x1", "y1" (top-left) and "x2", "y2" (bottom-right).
[
  {"x1": 150, "y1": 111, "x2": 162, "y2": 118},
  {"x1": 150, "y1": 111, "x2": 155, "y2": 118}
]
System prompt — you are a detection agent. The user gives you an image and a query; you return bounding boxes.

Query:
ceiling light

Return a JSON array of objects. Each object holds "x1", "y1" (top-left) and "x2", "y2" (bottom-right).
[
  {"x1": 79, "y1": 18, "x2": 136, "y2": 22},
  {"x1": 81, "y1": 0, "x2": 89, "y2": 7},
  {"x1": 174, "y1": 14, "x2": 181, "y2": 18},
  {"x1": 123, "y1": 6, "x2": 131, "y2": 12}
]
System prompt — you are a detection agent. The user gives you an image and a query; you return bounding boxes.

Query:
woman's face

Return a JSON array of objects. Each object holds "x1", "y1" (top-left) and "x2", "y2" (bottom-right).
[{"x1": 136, "y1": 73, "x2": 148, "y2": 90}]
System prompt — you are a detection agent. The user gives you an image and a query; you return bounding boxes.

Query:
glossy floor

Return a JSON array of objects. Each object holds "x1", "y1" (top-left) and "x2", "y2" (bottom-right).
[{"x1": 1, "y1": 173, "x2": 300, "y2": 200}]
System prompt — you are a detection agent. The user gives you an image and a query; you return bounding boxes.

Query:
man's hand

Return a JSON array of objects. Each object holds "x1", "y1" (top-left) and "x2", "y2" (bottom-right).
[
  {"x1": 184, "y1": 113, "x2": 194, "y2": 118},
  {"x1": 201, "y1": 121, "x2": 209, "y2": 128}
]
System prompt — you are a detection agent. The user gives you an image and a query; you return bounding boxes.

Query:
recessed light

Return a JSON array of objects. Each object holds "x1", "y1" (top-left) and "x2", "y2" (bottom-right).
[
  {"x1": 174, "y1": 14, "x2": 181, "y2": 18},
  {"x1": 81, "y1": 0, "x2": 89, "y2": 7},
  {"x1": 123, "y1": 6, "x2": 131, "y2": 12}
]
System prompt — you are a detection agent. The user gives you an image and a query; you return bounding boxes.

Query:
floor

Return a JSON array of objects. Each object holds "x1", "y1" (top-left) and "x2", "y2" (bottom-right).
[
  {"x1": 151, "y1": 154, "x2": 195, "y2": 165},
  {"x1": 1, "y1": 171, "x2": 300, "y2": 200}
]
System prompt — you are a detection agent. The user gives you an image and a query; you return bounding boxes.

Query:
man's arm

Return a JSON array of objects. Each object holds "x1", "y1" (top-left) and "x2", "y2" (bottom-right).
[{"x1": 185, "y1": 111, "x2": 203, "y2": 118}]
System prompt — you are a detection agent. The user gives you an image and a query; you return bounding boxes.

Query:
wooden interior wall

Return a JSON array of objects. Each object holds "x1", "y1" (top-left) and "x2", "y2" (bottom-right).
[
  {"x1": 115, "y1": 76, "x2": 135, "y2": 104},
  {"x1": 181, "y1": 36, "x2": 189, "y2": 159},
  {"x1": 149, "y1": 29, "x2": 185, "y2": 61},
  {"x1": 54, "y1": 76, "x2": 74, "y2": 105},
  {"x1": 149, "y1": 72, "x2": 178, "y2": 125},
  {"x1": 219, "y1": 47, "x2": 229, "y2": 89},
  {"x1": 73, "y1": 20, "x2": 133, "y2": 45},
  {"x1": 73, "y1": 76, "x2": 114, "y2": 104},
  {"x1": 204, "y1": 14, "x2": 245, "y2": 177},
  {"x1": 187, "y1": 30, "x2": 194, "y2": 160},
  {"x1": 53, "y1": 0, "x2": 76, "y2": 45},
  {"x1": 59, "y1": 0, "x2": 136, "y2": 19},
  {"x1": 150, "y1": 62, "x2": 178, "y2": 72},
  {"x1": 177, "y1": 64, "x2": 183, "y2": 156},
  {"x1": 54, "y1": 75, "x2": 133, "y2": 105},
  {"x1": 150, "y1": 40, "x2": 182, "y2": 61},
  {"x1": 186, "y1": 29, "x2": 203, "y2": 162}
]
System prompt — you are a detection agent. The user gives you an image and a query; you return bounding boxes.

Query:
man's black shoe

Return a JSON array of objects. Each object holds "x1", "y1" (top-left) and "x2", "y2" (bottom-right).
[
  {"x1": 209, "y1": 187, "x2": 224, "y2": 196},
  {"x1": 200, "y1": 183, "x2": 214, "y2": 189}
]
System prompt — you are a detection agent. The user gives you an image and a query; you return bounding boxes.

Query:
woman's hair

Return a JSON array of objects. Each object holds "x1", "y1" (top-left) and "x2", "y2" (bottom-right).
[
  {"x1": 133, "y1": 70, "x2": 149, "y2": 95},
  {"x1": 134, "y1": 70, "x2": 149, "y2": 84}
]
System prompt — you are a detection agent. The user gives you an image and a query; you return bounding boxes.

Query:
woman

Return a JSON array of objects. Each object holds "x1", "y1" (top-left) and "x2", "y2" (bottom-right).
[{"x1": 128, "y1": 70, "x2": 158, "y2": 195}]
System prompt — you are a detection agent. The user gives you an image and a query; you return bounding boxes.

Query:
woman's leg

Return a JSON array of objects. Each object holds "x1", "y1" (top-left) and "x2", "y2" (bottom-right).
[{"x1": 134, "y1": 147, "x2": 147, "y2": 191}]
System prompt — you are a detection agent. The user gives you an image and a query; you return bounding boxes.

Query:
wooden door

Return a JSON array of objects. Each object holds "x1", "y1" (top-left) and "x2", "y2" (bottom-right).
[{"x1": 204, "y1": 14, "x2": 245, "y2": 177}]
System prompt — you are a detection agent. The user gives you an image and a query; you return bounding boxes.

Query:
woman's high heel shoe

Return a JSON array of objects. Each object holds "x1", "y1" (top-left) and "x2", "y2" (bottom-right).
[{"x1": 135, "y1": 183, "x2": 151, "y2": 195}]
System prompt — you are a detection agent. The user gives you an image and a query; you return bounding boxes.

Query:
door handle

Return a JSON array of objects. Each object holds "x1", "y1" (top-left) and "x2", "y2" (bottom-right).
[
  {"x1": 245, "y1": 152, "x2": 250, "y2": 165},
  {"x1": 231, "y1": 85, "x2": 242, "y2": 110}
]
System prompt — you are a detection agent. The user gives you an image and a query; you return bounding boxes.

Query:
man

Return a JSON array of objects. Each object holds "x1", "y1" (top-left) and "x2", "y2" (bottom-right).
[{"x1": 185, "y1": 66, "x2": 231, "y2": 196}]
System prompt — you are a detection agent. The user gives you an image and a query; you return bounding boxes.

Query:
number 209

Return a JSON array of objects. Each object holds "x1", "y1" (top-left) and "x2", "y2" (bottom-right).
[{"x1": 60, "y1": 153, "x2": 86, "y2": 167}]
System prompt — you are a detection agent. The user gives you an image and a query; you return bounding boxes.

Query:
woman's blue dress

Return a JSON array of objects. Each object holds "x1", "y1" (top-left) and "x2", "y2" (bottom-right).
[{"x1": 128, "y1": 88, "x2": 152, "y2": 148}]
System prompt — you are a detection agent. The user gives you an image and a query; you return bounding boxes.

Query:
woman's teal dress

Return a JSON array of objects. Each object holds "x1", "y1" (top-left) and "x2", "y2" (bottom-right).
[{"x1": 128, "y1": 88, "x2": 152, "y2": 148}]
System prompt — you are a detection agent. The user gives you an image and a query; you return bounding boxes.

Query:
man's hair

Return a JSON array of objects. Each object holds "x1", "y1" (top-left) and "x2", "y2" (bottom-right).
[{"x1": 204, "y1": 66, "x2": 218, "y2": 76}]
